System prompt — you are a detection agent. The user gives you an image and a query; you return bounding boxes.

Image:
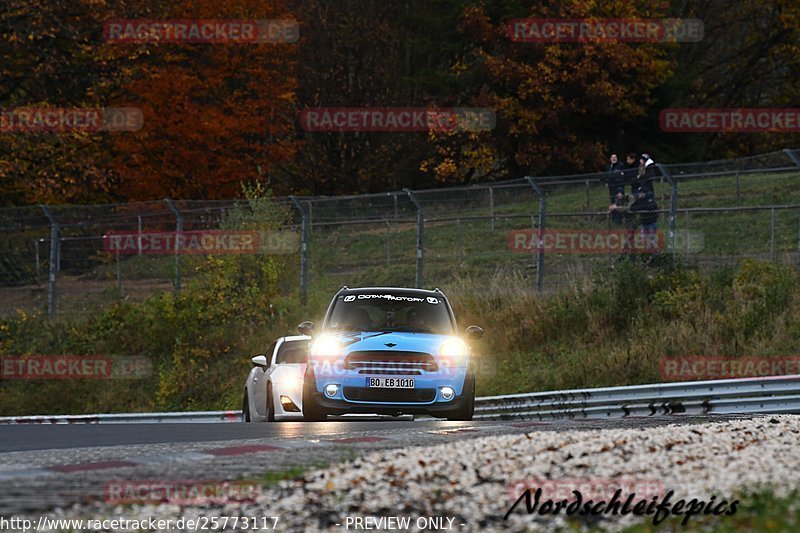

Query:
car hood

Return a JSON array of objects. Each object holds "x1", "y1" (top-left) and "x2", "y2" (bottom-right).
[{"x1": 333, "y1": 331, "x2": 454, "y2": 355}]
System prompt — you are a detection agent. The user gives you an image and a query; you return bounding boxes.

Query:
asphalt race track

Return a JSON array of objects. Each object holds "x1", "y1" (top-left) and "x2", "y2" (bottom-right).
[{"x1": 0, "y1": 414, "x2": 753, "y2": 517}]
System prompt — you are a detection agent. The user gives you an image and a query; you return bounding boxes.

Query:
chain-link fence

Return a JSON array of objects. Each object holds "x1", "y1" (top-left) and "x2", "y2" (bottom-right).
[{"x1": 2, "y1": 148, "x2": 800, "y2": 319}]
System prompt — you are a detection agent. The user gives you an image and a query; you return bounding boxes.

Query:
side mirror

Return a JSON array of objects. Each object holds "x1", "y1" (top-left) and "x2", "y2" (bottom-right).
[
  {"x1": 251, "y1": 355, "x2": 269, "y2": 368},
  {"x1": 465, "y1": 325, "x2": 484, "y2": 341},
  {"x1": 298, "y1": 321, "x2": 315, "y2": 336}
]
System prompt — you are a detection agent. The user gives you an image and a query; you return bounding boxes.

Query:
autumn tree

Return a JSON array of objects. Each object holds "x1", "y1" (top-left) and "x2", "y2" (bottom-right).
[
  {"x1": 107, "y1": 0, "x2": 299, "y2": 200},
  {"x1": 285, "y1": 0, "x2": 472, "y2": 195},
  {"x1": 659, "y1": 0, "x2": 800, "y2": 160},
  {"x1": 0, "y1": 0, "x2": 162, "y2": 204},
  {"x1": 422, "y1": 0, "x2": 675, "y2": 183}
]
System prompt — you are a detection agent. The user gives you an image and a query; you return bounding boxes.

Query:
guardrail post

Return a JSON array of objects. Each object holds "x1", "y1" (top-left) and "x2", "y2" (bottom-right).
[
  {"x1": 404, "y1": 188, "x2": 424, "y2": 288},
  {"x1": 525, "y1": 177, "x2": 546, "y2": 292},
  {"x1": 40, "y1": 206, "x2": 58, "y2": 319},
  {"x1": 657, "y1": 164, "x2": 678, "y2": 253},
  {"x1": 290, "y1": 196, "x2": 309, "y2": 305},
  {"x1": 783, "y1": 148, "x2": 800, "y2": 168},
  {"x1": 165, "y1": 199, "x2": 183, "y2": 293}
]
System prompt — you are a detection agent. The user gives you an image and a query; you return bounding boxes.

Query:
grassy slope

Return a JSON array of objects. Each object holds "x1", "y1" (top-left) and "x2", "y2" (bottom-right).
[{"x1": 2, "y1": 256, "x2": 799, "y2": 415}]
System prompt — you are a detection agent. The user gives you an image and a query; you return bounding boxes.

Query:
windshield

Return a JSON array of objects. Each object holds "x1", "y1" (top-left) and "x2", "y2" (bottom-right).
[{"x1": 326, "y1": 293, "x2": 453, "y2": 335}]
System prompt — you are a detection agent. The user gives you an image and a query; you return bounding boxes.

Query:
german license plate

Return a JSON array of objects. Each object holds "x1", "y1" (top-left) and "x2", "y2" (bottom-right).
[{"x1": 366, "y1": 377, "x2": 414, "y2": 388}]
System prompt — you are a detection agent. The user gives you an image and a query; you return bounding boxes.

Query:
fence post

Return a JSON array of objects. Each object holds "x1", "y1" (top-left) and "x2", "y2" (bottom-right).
[
  {"x1": 488, "y1": 187, "x2": 495, "y2": 231},
  {"x1": 783, "y1": 148, "x2": 800, "y2": 168},
  {"x1": 657, "y1": 164, "x2": 678, "y2": 254},
  {"x1": 525, "y1": 177, "x2": 546, "y2": 292},
  {"x1": 115, "y1": 247, "x2": 123, "y2": 297},
  {"x1": 685, "y1": 211, "x2": 691, "y2": 258},
  {"x1": 40, "y1": 206, "x2": 58, "y2": 319},
  {"x1": 457, "y1": 217, "x2": 463, "y2": 266},
  {"x1": 404, "y1": 188, "x2": 424, "y2": 288},
  {"x1": 385, "y1": 220, "x2": 391, "y2": 267},
  {"x1": 306, "y1": 201, "x2": 313, "y2": 234},
  {"x1": 797, "y1": 210, "x2": 800, "y2": 269},
  {"x1": 289, "y1": 196, "x2": 309, "y2": 305},
  {"x1": 34, "y1": 238, "x2": 41, "y2": 286},
  {"x1": 165, "y1": 199, "x2": 183, "y2": 293},
  {"x1": 137, "y1": 215, "x2": 143, "y2": 255},
  {"x1": 770, "y1": 207, "x2": 776, "y2": 261}
]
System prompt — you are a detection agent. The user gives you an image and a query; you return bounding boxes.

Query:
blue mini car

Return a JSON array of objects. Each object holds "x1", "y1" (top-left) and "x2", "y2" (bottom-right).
[{"x1": 299, "y1": 286, "x2": 484, "y2": 421}]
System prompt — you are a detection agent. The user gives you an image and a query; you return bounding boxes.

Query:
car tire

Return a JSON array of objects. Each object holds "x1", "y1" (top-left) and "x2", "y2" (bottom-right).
[
  {"x1": 302, "y1": 368, "x2": 327, "y2": 422},
  {"x1": 266, "y1": 383, "x2": 276, "y2": 422},
  {"x1": 241, "y1": 389, "x2": 251, "y2": 422},
  {"x1": 446, "y1": 371, "x2": 475, "y2": 421}
]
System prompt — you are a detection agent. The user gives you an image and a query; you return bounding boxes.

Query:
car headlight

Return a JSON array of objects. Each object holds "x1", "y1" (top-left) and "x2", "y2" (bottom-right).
[
  {"x1": 310, "y1": 335, "x2": 343, "y2": 359},
  {"x1": 277, "y1": 374, "x2": 302, "y2": 391},
  {"x1": 438, "y1": 337, "x2": 468, "y2": 364}
]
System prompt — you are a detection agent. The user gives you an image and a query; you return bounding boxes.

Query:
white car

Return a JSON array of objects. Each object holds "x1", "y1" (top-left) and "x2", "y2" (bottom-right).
[{"x1": 242, "y1": 335, "x2": 310, "y2": 422}]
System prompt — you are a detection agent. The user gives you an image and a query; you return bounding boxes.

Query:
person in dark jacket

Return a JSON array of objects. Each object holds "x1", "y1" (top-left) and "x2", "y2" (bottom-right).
[
  {"x1": 605, "y1": 153, "x2": 624, "y2": 203},
  {"x1": 632, "y1": 154, "x2": 657, "y2": 198},
  {"x1": 630, "y1": 185, "x2": 659, "y2": 254},
  {"x1": 608, "y1": 190, "x2": 632, "y2": 227},
  {"x1": 619, "y1": 153, "x2": 638, "y2": 189}
]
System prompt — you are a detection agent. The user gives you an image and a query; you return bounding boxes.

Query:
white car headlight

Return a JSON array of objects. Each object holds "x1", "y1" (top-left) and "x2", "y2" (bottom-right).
[
  {"x1": 438, "y1": 337, "x2": 468, "y2": 364},
  {"x1": 310, "y1": 335, "x2": 343, "y2": 360},
  {"x1": 277, "y1": 374, "x2": 302, "y2": 391}
]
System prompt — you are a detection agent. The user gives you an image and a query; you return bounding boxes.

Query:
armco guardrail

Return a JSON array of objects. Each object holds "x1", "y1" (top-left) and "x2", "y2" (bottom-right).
[
  {"x1": 0, "y1": 410, "x2": 241, "y2": 424},
  {"x1": 473, "y1": 374, "x2": 800, "y2": 420},
  {"x1": 3, "y1": 375, "x2": 799, "y2": 423}
]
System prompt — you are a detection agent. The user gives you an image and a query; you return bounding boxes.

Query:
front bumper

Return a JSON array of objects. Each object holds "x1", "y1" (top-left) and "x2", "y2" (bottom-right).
[
  {"x1": 307, "y1": 363, "x2": 468, "y2": 416},
  {"x1": 312, "y1": 392, "x2": 469, "y2": 416}
]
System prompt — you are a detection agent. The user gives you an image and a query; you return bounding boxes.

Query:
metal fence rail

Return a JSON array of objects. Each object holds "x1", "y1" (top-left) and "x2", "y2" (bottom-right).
[
  {"x1": 2, "y1": 148, "x2": 800, "y2": 318},
  {"x1": 3, "y1": 375, "x2": 799, "y2": 423},
  {"x1": 474, "y1": 374, "x2": 800, "y2": 420}
]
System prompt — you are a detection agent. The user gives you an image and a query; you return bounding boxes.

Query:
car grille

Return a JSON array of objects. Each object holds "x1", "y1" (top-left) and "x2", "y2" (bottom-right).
[
  {"x1": 343, "y1": 387, "x2": 436, "y2": 403},
  {"x1": 343, "y1": 350, "x2": 438, "y2": 375}
]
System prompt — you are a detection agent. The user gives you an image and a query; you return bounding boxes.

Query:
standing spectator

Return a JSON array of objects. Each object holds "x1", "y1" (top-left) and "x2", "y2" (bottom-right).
[
  {"x1": 608, "y1": 190, "x2": 637, "y2": 255},
  {"x1": 630, "y1": 185, "x2": 659, "y2": 254},
  {"x1": 605, "y1": 153, "x2": 624, "y2": 203},
  {"x1": 633, "y1": 154, "x2": 656, "y2": 198},
  {"x1": 619, "y1": 152, "x2": 638, "y2": 190}
]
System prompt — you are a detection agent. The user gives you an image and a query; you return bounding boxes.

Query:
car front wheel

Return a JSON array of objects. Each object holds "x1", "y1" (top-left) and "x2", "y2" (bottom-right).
[
  {"x1": 302, "y1": 368, "x2": 327, "y2": 421},
  {"x1": 267, "y1": 383, "x2": 276, "y2": 422},
  {"x1": 241, "y1": 389, "x2": 251, "y2": 422},
  {"x1": 446, "y1": 372, "x2": 475, "y2": 421}
]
